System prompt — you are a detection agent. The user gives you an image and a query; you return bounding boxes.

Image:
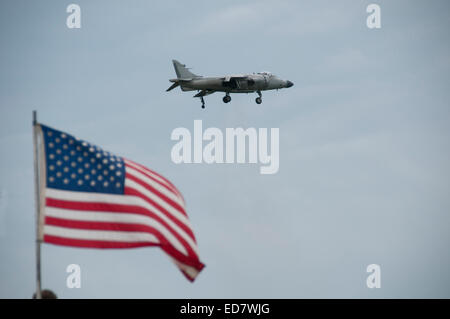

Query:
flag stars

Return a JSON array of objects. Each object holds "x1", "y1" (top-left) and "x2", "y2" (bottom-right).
[{"x1": 43, "y1": 126, "x2": 125, "y2": 194}]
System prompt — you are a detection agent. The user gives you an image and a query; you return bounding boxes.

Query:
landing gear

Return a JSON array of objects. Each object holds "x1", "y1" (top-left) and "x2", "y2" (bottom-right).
[
  {"x1": 200, "y1": 96, "x2": 205, "y2": 109},
  {"x1": 223, "y1": 94, "x2": 231, "y2": 103},
  {"x1": 255, "y1": 91, "x2": 262, "y2": 104}
]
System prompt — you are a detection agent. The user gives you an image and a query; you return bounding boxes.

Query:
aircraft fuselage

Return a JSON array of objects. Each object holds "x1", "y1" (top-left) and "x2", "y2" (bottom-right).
[{"x1": 167, "y1": 60, "x2": 294, "y2": 108}]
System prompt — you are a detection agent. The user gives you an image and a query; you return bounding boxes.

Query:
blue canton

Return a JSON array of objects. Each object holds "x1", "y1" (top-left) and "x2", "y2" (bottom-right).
[{"x1": 40, "y1": 125, "x2": 125, "y2": 194}]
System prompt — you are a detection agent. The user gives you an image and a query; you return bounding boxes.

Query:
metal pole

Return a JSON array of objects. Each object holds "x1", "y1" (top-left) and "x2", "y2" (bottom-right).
[{"x1": 32, "y1": 110, "x2": 42, "y2": 299}]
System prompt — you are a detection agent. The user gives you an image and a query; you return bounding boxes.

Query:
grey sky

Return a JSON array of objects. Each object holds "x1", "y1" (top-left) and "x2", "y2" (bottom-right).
[{"x1": 0, "y1": 0, "x2": 449, "y2": 298}]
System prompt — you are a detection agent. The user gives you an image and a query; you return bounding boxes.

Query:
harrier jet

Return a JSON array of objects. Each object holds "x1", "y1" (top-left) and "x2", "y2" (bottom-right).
[{"x1": 166, "y1": 60, "x2": 294, "y2": 108}]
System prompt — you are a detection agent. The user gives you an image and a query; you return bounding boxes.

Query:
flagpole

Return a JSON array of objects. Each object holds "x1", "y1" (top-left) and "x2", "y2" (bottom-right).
[{"x1": 32, "y1": 110, "x2": 42, "y2": 299}]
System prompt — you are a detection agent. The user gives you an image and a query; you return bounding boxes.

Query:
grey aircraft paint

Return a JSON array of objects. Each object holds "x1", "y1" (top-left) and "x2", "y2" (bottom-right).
[{"x1": 166, "y1": 60, "x2": 294, "y2": 108}]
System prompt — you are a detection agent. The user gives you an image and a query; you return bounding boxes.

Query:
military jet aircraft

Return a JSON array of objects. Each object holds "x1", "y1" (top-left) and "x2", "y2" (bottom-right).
[{"x1": 166, "y1": 60, "x2": 294, "y2": 108}]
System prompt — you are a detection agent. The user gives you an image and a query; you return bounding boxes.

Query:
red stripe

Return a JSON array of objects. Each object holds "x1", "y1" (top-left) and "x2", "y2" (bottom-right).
[
  {"x1": 45, "y1": 216, "x2": 203, "y2": 269},
  {"x1": 126, "y1": 171, "x2": 186, "y2": 216},
  {"x1": 44, "y1": 234, "x2": 204, "y2": 273},
  {"x1": 46, "y1": 197, "x2": 199, "y2": 258},
  {"x1": 44, "y1": 235, "x2": 159, "y2": 249},
  {"x1": 125, "y1": 159, "x2": 184, "y2": 202},
  {"x1": 125, "y1": 161, "x2": 181, "y2": 199},
  {"x1": 124, "y1": 186, "x2": 196, "y2": 242},
  {"x1": 46, "y1": 196, "x2": 196, "y2": 242}
]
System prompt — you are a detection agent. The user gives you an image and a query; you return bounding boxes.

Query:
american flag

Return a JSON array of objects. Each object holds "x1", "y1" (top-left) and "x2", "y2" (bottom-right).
[{"x1": 37, "y1": 124, "x2": 204, "y2": 282}]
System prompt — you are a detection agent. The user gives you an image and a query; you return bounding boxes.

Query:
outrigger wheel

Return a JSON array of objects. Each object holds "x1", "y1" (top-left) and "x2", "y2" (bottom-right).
[{"x1": 200, "y1": 96, "x2": 205, "y2": 109}]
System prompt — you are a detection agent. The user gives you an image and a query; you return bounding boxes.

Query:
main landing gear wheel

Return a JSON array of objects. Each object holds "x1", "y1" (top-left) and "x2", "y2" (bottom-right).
[
  {"x1": 255, "y1": 91, "x2": 262, "y2": 104},
  {"x1": 223, "y1": 95, "x2": 231, "y2": 103}
]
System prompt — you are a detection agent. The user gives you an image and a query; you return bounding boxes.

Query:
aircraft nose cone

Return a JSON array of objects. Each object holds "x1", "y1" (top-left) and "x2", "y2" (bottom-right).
[{"x1": 286, "y1": 80, "x2": 294, "y2": 88}]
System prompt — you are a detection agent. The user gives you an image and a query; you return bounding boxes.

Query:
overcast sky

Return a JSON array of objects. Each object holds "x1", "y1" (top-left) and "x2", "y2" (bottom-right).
[{"x1": 1, "y1": 0, "x2": 449, "y2": 298}]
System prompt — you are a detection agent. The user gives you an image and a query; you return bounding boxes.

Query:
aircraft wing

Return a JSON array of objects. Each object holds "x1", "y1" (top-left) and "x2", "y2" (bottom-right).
[
  {"x1": 193, "y1": 90, "x2": 216, "y2": 98},
  {"x1": 222, "y1": 74, "x2": 248, "y2": 82}
]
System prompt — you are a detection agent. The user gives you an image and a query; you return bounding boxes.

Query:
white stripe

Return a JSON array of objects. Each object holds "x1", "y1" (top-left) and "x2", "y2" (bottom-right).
[
  {"x1": 172, "y1": 258, "x2": 201, "y2": 280},
  {"x1": 45, "y1": 188, "x2": 199, "y2": 256},
  {"x1": 46, "y1": 187, "x2": 191, "y2": 227},
  {"x1": 124, "y1": 160, "x2": 184, "y2": 202},
  {"x1": 45, "y1": 206, "x2": 188, "y2": 255},
  {"x1": 125, "y1": 178, "x2": 189, "y2": 228},
  {"x1": 127, "y1": 166, "x2": 185, "y2": 209},
  {"x1": 122, "y1": 181, "x2": 200, "y2": 257},
  {"x1": 44, "y1": 225, "x2": 160, "y2": 244}
]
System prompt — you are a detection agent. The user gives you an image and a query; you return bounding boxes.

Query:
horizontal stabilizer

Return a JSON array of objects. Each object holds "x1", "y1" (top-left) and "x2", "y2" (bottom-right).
[{"x1": 166, "y1": 82, "x2": 180, "y2": 92}]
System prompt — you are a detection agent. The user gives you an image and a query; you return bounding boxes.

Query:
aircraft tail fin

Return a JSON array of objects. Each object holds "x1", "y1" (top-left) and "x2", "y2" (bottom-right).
[{"x1": 172, "y1": 60, "x2": 201, "y2": 79}]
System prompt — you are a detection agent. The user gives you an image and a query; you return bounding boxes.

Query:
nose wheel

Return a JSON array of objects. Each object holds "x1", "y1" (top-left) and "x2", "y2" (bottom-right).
[
  {"x1": 255, "y1": 91, "x2": 262, "y2": 104},
  {"x1": 223, "y1": 94, "x2": 231, "y2": 103}
]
